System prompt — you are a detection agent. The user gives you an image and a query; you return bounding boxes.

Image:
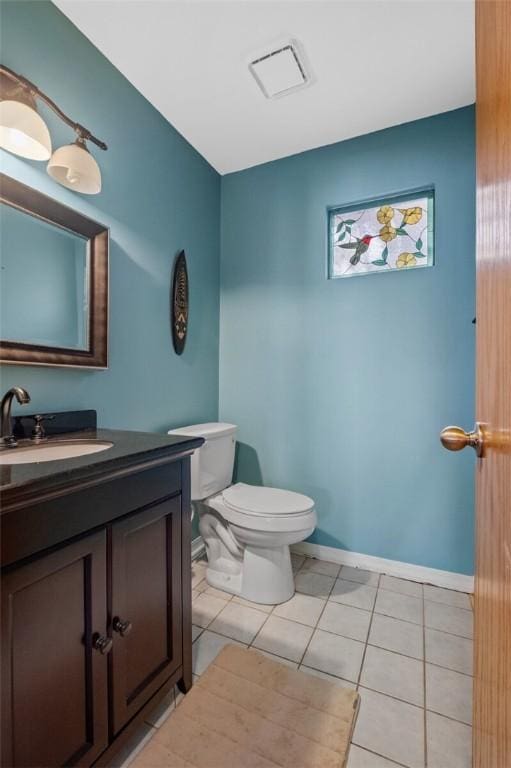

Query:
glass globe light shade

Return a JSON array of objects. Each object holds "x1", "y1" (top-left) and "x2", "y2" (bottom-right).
[
  {"x1": 0, "y1": 99, "x2": 52, "y2": 160},
  {"x1": 47, "y1": 140, "x2": 101, "y2": 195}
]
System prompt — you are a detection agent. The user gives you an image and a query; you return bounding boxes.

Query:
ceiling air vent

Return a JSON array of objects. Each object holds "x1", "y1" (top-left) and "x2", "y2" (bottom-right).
[{"x1": 249, "y1": 42, "x2": 310, "y2": 99}]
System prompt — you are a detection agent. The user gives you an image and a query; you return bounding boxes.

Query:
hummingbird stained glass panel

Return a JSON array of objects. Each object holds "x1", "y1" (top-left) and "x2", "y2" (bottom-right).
[{"x1": 328, "y1": 188, "x2": 434, "y2": 279}]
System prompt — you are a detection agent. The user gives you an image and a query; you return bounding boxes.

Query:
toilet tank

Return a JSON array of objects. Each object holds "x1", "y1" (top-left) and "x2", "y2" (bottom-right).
[{"x1": 167, "y1": 422, "x2": 237, "y2": 500}]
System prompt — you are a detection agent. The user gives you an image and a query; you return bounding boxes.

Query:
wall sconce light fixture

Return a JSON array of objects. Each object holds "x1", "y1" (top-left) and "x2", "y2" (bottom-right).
[{"x1": 0, "y1": 65, "x2": 107, "y2": 195}]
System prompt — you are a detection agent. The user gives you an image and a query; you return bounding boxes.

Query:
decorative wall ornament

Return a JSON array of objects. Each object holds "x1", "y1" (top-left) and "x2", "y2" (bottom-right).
[
  {"x1": 171, "y1": 250, "x2": 188, "y2": 355},
  {"x1": 328, "y1": 189, "x2": 434, "y2": 279}
]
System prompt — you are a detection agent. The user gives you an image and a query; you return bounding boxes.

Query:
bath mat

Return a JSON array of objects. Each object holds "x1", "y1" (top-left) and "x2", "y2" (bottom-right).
[{"x1": 132, "y1": 644, "x2": 360, "y2": 768}]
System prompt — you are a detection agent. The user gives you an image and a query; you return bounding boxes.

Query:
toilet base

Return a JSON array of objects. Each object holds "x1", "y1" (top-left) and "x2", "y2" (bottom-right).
[
  {"x1": 241, "y1": 544, "x2": 295, "y2": 604},
  {"x1": 205, "y1": 543, "x2": 295, "y2": 605},
  {"x1": 206, "y1": 565, "x2": 242, "y2": 596},
  {"x1": 199, "y1": 494, "x2": 315, "y2": 606}
]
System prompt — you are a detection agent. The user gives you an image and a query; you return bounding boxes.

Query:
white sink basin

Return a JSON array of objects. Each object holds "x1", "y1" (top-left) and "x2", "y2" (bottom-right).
[{"x1": 0, "y1": 440, "x2": 114, "y2": 465}]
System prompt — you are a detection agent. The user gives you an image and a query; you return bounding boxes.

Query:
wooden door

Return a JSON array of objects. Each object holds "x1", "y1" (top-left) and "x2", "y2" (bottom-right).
[
  {"x1": 1, "y1": 530, "x2": 109, "y2": 768},
  {"x1": 474, "y1": 1, "x2": 511, "y2": 765},
  {"x1": 110, "y1": 497, "x2": 182, "y2": 734}
]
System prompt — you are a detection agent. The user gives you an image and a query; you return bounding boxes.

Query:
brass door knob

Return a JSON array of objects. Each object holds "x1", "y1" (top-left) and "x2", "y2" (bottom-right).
[
  {"x1": 440, "y1": 423, "x2": 485, "y2": 458},
  {"x1": 112, "y1": 617, "x2": 132, "y2": 637}
]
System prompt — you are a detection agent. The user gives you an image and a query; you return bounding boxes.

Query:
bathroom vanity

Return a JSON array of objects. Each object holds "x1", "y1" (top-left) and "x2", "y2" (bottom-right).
[{"x1": 0, "y1": 412, "x2": 203, "y2": 768}]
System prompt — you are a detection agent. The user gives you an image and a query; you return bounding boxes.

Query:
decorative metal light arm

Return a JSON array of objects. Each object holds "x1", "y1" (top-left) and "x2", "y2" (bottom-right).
[{"x1": 0, "y1": 64, "x2": 107, "y2": 150}]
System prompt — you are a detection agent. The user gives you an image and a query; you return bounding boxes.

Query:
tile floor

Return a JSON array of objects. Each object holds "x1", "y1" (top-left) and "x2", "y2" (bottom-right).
[{"x1": 118, "y1": 554, "x2": 474, "y2": 768}]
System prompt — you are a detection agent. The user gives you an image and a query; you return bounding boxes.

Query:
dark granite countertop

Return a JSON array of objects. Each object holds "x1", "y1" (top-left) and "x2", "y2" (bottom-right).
[{"x1": 0, "y1": 428, "x2": 203, "y2": 511}]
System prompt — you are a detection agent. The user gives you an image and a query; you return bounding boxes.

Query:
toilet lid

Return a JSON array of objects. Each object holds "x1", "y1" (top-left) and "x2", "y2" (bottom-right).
[{"x1": 222, "y1": 483, "x2": 314, "y2": 516}]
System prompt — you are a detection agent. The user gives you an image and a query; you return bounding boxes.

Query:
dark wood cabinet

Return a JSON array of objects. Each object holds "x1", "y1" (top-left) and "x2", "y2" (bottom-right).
[
  {"x1": 0, "y1": 441, "x2": 198, "y2": 768},
  {"x1": 110, "y1": 498, "x2": 182, "y2": 733},
  {"x1": 1, "y1": 531, "x2": 109, "y2": 768}
]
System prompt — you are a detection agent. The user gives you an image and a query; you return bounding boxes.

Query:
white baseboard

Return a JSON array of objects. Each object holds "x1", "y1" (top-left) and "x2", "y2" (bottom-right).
[
  {"x1": 192, "y1": 535, "x2": 205, "y2": 561},
  {"x1": 291, "y1": 542, "x2": 474, "y2": 594},
  {"x1": 193, "y1": 533, "x2": 474, "y2": 593}
]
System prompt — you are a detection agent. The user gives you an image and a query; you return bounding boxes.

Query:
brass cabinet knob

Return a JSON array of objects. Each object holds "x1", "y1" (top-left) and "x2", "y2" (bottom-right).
[
  {"x1": 440, "y1": 423, "x2": 486, "y2": 458},
  {"x1": 93, "y1": 633, "x2": 113, "y2": 655},
  {"x1": 112, "y1": 617, "x2": 132, "y2": 637}
]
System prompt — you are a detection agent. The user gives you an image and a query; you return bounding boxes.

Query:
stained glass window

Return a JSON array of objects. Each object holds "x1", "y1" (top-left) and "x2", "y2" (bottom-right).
[{"x1": 328, "y1": 189, "x2": 434, "y2": 279}]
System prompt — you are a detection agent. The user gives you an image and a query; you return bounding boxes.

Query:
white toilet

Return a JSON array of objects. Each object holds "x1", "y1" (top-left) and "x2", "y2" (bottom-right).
[{"x1": 168, "y1": 423, "x2": 316, "y2": 604}]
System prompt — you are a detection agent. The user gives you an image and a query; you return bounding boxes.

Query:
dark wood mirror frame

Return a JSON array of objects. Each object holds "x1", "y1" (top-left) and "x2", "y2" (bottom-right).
[{"x1": 0, "y1": 174, "x2": 108, "y2": 368}]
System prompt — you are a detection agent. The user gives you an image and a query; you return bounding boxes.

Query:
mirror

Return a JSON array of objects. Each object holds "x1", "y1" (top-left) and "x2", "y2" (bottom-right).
[
  {"x1": 0, "y1": 174, "x2": 108, "y2": 367},
  {"x1": 1, "y1": 204, "x2": 90, "y2": 350}
]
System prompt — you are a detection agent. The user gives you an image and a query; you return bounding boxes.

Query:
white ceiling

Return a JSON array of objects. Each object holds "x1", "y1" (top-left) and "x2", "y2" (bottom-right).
[{"x1": 55, "y1": 0, "x2": 475, "y2": 175}]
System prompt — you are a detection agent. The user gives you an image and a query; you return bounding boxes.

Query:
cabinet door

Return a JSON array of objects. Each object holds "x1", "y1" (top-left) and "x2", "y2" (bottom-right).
[
  {"x1": 110, "y1": 497, "x2": 182, "y2": 733},
  {"x1": 1, "y1": 531, "x2": 108, "y2": 768}
]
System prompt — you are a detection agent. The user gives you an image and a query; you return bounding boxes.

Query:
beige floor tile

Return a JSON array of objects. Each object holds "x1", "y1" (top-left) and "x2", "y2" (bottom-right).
[
  {"x1": 252, "y1": 614, "x2": 313, "y2": 662},
  {"x1": 424, "y1": 585, "x2": 472, "y2": 610},
  {"x1": 208, "y1": 600, "x2": 267, "y2": 643},
  {"x1": 375, "y1": 590, "x2": 423, "y2": 625},
  {"x1": 203, "y1": 585, "x2": 233, "y2": 601},
  {"x1": 318, "y1": 600, "x2": 371, "y2": 642},
  {"x1": 299, "y1": 664, "x2": 357, "y2": 689},
  {"x1": 353, "y1": 687, "x2": 424, "y2": 768},
  {"x1": 368, "y1": 613, "x2": 423, "y2": 659},
  {"x1": 299, "y1": 557, "x2": 341, "y2": 578},
  {"x1": 191, "y1": 561, "x2": 207, "y2": 590},
  {"x1": 273, "y1": 592, "x2": 325, "y2": 627},
  {"x1": 191, "y1": 592, "x2": 229, "y2": 628},
  {"x1": 302, "y1": 628, "x2": 365, "y2": 682},
  {"x1": 426, "y1": 663, "x2": 473, "y2": 725},
  {"x1": 185, "y1": 562, "x2": 474, "y2": 768},
  {"x1": 195, "y1": 580, "x2": 209, "y2": 594},
  {"x1": 425, "y1": 628, "x2": 473, "y2": 675},
  {"x1": 192, "y1": 630, "x2": 245, "y2": 676},
  {"x1": 144, "y1": 690, "x2": 175, "y2": 728},
  {"x1": 426, "y1": 711, "x2": 472, "y2": 768},
  {"x1": 424, "y1": 601, "x2": 473, "y2": 638},
  {"x1": 339, "y1": 565, "x2": 380, "y2": 587},
  {"x1": 360, "y1": 645, "x2": 423, "y2": 706},
  {"x1": 330, "y1": 578, "x2": 377, "y2": 611},
  {"x1": 348, "y1": 745, "x2": 402, "y2": 768},
  {"x1": 294, "y1": 570, "x2": 336, "y2": 598},
  {"x1": 232, "y1": 595, "x2": 275, "y2": 613},
  {"x1": 380, "y1": 575, "x2": 423, "y2": 598}
]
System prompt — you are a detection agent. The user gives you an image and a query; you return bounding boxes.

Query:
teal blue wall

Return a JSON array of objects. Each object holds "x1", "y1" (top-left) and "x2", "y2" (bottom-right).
[
  {"x1": 0, "y1": 1, "x2": 220, "y2": 433},
  {"x1": 0, "y1": 2, "x2": 475, "y2": 572},
  {"x1": 220, "y1": 107, "x2": 475, "y2": 574}
]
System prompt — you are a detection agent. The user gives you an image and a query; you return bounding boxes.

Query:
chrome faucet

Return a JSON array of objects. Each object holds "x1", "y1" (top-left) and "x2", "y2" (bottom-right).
[{"x1": 1, "y1": 387, "x2": 31, "y2": 448}]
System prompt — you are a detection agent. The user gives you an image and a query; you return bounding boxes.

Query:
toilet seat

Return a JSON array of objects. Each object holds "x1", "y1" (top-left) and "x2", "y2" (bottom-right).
[
  {"x1": 219, "y1": 483, "x2": 315, "y2": 532},
  {"x1": 223, "y1": 483, "x2": 314, "y2": 515}
]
